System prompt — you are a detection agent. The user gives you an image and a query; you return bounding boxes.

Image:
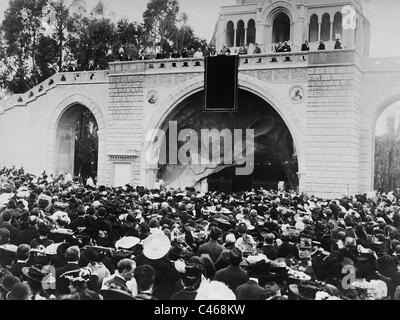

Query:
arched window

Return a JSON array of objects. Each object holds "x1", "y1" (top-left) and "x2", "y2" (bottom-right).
[
  {"x1": 333, "y1": 12, "x2": 343, "y2": 40},
  {"x1": 247, "y1": 19, "x2": 256, "y2": 45},
  {"x1": 226, "y1": 21, "x2": 234, "y2": 47},
  {"x1": 273, "y1": 12, "x2": 290, "y2": 43},
  {"x1": 309, "y1": 14, "x2": 319, "y2": 42},
  {"x1": 321, "y1": 13, "x2": 331, "y2": 41},
  {"x1": 236, "y1": 20, "x2": 245, "y2": 46}
]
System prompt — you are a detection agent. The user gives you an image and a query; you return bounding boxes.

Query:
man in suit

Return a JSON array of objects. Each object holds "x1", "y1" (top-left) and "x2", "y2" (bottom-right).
[
  {"x1": 102, "y1": 258, "x2": 137, "y2": 297},
  {"x1": 301, "y1": 40, "x2": 310, "y2": 51},
  {"x1": 260, "y1": 271, "x2": 288, "y2": 300},
  {"x1": 318, "y1": 40, "x2": 326, "y2": 50},
  {"x1": 0, "y1": 211, "x2": 19, "y2": 245},
  {"x1": 198, "y1": 227, "x2": 224, "y2": 263},
  {"x1": 134, "y1": 265, "x2": 158, "y2": 300},
  {"x1": 56, "y1": 246, "x2": 81, "y2": 295},
  {"x1": 17, "y1": 216, "x2": 39, "y2": 246},
  {"x1": 260, "y1": 233, "x2": 279, "y2": 260},
  {"x1": 214, "y1": 247, "x2": 249, "y2": 292},
  {"x1": 235, "y1": 263, "x2": 267, "y2": 300},
  {"x1": 8, "y1": 244, "x2": 31, "y2": 279},
  {"x1": 334, "y1": 38, "x2": 343, "y2": 50}
]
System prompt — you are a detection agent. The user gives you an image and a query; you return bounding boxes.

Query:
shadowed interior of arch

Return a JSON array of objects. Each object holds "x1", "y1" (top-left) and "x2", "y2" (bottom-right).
[
  {"x1": 55, "y1": 104, "x2": 99, "y2": 181},
  {"x1": 156, "y1": 89, "x2": 299, "y2": 192}
]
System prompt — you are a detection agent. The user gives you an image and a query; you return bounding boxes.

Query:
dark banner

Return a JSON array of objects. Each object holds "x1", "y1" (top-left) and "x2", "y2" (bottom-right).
[{"x1": 204, "y1": 55, "x2": 239, "y2": 111}]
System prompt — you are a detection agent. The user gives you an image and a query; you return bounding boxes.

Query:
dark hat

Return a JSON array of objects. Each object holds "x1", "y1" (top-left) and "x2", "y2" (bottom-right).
[
  {"x1": 237, "y1": 222, "x2": 248, "y2": 234},
  {"x1": 22, "y1": 266, "x2": 46, "y2": 283},
  {"x1": 183, "y1": 262, "x2": 203, "y2": 281}
]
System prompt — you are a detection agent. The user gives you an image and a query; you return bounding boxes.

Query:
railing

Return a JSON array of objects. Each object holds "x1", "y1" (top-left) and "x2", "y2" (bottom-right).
[
  {"x1": 0, "y1": 70, "x2": 109, "y2": 113},
  {"x1": 109, "y1": 52, "x2": 309, "y2": 75}
]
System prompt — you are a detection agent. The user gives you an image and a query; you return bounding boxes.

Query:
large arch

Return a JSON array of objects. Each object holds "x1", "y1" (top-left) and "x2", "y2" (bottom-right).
[
  {"x1": 365, "y1": 85, "x2": 400, "y2": 191},
  {"x1": 145, "y1": 75, "x2": 304, "y2": 191},
  {"x1": 47, "y1": 94, "x2": 106, "y2": 179}
]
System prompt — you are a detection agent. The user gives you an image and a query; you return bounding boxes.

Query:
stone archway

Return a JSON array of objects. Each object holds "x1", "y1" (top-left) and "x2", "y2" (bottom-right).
[
  {"x1": 144, "y1": 75, "x2": 304, "y2": 191},
  {"x1": 363, "y1": 86, "x2": 400, "y2": 192},
  {"x1": 47, "y1": 94, "x2": 106, "y2": 181}
]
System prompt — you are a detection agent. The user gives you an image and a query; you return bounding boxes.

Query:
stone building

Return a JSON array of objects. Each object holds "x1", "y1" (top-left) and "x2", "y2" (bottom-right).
[{"x1": 0, "y1": 0, "x2": 399, "y2": 199}]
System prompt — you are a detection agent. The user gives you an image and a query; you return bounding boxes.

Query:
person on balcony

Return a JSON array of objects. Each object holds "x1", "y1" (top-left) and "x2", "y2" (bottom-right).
[
  {"x1": 275, "y1": 42, "x2": 283, "y2": 53},
  {"x1": 334, "y1": 38, "x2": 343, "y2": 50},
  {"x1": 181, "y1": 47, "x2": 189, "y2": 58},
  {"x1": 301, "y1": 40, "x2": 310, "y2": 51},
  {"x1": 238, "y1": 46, "x2": 247, "y2": 55},
  {"x1": 318, "y1": 40, "x2": 326, "y2": 50},
  {"x1": 171, "y1": 49, "x2": 180, "y2": 59},
  {"x1": 220, "y1": 44, "x2": 231, "y2": 56},
  {"x1": 194, "y1": 48, "x2": 204, "y2": 59},
  {"x1": 282, "y1": 41, "x2": 291, "y2": 53},
  {"x1": 253, "y1": 43, "x2": 261, "y2": 54}
]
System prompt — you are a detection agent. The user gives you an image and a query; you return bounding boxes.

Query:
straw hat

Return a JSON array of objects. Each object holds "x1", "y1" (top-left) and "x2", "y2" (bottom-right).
[{"x1": 142, "y1": 232, "x2": 171, "y2": 260}]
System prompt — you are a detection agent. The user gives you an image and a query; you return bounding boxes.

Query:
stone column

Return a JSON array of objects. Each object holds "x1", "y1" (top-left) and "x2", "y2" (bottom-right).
[
  {"x1": 318, "y1": 23, "x2": 322, "y2": 41},
  {"x1": 244, "y1": 28, "x2": 248, "y2": 46},
  {"x1": 330, "y1": 21, "x2": 334, "y2": 40},
  {"x1": 234, "y1": 28, "x2": 237, "y2": 47}
]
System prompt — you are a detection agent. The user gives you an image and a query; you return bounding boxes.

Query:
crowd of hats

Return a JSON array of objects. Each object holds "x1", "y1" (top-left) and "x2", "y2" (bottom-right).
[{"x1": 1, "y1": 167, "x2": 400, "y2": 300}]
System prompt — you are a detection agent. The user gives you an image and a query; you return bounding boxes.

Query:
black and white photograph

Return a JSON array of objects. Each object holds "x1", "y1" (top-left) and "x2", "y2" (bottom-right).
[{"x1": 0, "y1": 0, "x2": 400, "y2": 307}]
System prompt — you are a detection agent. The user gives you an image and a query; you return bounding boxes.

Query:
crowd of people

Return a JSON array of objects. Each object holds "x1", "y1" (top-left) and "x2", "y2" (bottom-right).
[
  {"x1": 1, "y1": 167, "x2": 399, "y2": 301},
  {"x1": 131, "y1": 37, "x2": 343, "y2": 62}
]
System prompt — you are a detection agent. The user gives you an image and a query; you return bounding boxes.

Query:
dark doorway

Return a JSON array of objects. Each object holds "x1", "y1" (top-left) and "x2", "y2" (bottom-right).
[{"x1": 273, "y1": 13, "x2": 291, "y2": 43}]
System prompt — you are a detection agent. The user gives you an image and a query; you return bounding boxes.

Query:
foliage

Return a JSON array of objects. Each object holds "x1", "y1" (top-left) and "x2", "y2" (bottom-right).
[
  {"x1": 0, "y1": 0, "x2": 206, "y2": 94},
  {"x1": 374, "y1": 113, "x2": 400, "y2": 192},
  {"x1": 74, "y1": 110, "x2": 98, "y2": 179},
  {"x1": 143, "y1": 0, "x2": 205, "y2": 55},
  {"x1": 0, "y1": 0, "x2": 49, "y2": 93}
]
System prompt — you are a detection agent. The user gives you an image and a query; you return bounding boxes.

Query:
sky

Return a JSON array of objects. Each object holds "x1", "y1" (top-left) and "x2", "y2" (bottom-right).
[{"x1": 0, "y1": 0, "x2": 399, "y2": 57}]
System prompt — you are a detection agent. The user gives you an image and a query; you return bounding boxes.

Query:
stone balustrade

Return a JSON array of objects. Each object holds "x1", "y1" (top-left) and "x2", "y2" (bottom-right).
[{"x1": 0, "y1": 70, "x2": 109, "y2": 113}]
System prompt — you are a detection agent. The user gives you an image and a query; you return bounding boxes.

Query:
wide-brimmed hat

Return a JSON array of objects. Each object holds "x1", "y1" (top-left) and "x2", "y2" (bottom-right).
[
  {"x1": 22, "y1": 266, "x2": 46, "y2": 283},
  {"x1": 115, "y1": 237, "x2": 140, "y2": 250},
  {"x1": 142, "y1": 232, "x2": 171, "y2": 260},
  {"x1": 61, "y1": 268, "x2": 92, "y2": 284}
]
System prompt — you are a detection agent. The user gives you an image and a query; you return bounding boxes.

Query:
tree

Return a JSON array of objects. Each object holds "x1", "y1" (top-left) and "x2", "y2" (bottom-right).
[
  {"x1": 46, "y1": 0, "x2": 86, "y2": 71},
  {"x1": 374, "y1": 113, "x2": 400, "y2": 192},
  {"x1": 1, "y1": 0, "x2": 49, "y2": 93},
  {"x1": 68, "y1": 15, "x2": 117, "y2": 71},
  {"x1": 143, "y1": 0, "x2": 180, "y2": 54},
  {"x1": 116, "y1": 19, "x2": 145, "y2": 60}
]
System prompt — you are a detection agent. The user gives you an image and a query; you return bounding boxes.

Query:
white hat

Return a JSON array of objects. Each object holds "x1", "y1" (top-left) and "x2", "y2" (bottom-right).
[
  {"x1": 377, "y1": 217, "x2": 386, "y2": 224},
  {"x1": 195, "y1": 281, "x2": 236, "y2": 300},
  {"x1": 225, "y1": 234, "x2": 236, "y2": 244},
  {"x1": 93, "y1": 201, "x2": 101, "y2": 208},
  {"x1": 115, "y1": 237, "x2": 140, "y2": 250},
  {"x1": 142, "y1": 233, "x2": 171, "y2": 260},
  {"x1": 51, "y1": 211, "x2": 71, "y2": 224},
  {"x1": 17, "y1": 187, "x2": 30, "y2": 199}
]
